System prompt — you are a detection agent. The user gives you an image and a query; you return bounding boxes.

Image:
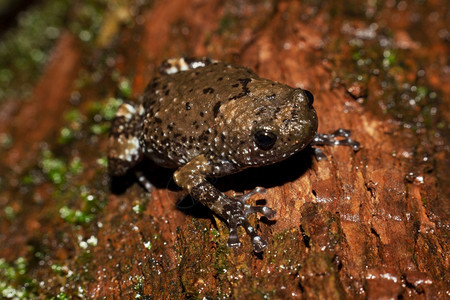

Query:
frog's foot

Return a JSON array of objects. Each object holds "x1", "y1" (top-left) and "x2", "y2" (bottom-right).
[
  {"x1": 311, "y1": 128, "x2": 360, "y2": 160},
  {"x1": 227, "y1": 187, "x2": 276, "y2": 253},
  {"x1": 135, "y1": 170, "x2": 153, "y2": 192}
]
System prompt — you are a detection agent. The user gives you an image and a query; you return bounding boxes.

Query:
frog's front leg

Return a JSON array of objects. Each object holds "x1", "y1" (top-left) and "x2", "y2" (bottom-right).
[
  {"x1": 173, "y1": 155, "x2": 276, "y2": 253},
  {"x1": 311, "y1": 129, "x2": 360, "y2": 160}
]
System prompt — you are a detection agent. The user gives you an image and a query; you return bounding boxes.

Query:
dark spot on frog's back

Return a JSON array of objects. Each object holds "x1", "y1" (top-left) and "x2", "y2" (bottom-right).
[
  {"x1": 148, "y1": 78, "x2": 159, "y2": 90},
  {"x1": 273, "y1": 106, "x2": 281, "y2": 118},
  {"x1": 198, "y1": 132, "x2": 209, "y2": 142},
  {"x1": 154, "y1": 117, "x2": 162, "y2": 124},
  {"x1": 186, "y1": 102, "x2": 191, "y2": 110},
  {"x1": 203, "y1": 87, "x2": 214, "y2": 94},
  {"x1": 213, "y1": 101, "x2": 221, "y2": 118},
  {"x1": 228, "y1": 78, "x2": 251, "y2": 101},
  {"x1": 255, "y1": 108, "x2": 265, "y2": 116}
]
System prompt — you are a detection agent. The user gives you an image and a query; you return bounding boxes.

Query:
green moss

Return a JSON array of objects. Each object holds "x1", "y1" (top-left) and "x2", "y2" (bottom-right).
[
  {"x1": 41, "y1": 150, "x2": 68, "y2": 185},
  {"x1": 33, "y1": 140, "x2": 107, "y2": 226},
  {"x1": 96, "y1": 156, "x2": 108, "y2": 168},
  {"x1": 52, "y1": 292, "x2": 69, "y2": 300},
  {"x1": 58, "y1": 127, "x2": 75, "y2": 145},
  {"x1": 57, "y1": 108, "x2": 85, "y2": 144},
  {"x1": 210, "y1": 228, "x2": 220, "y2": 237},
  {"x1": 68, "y1": 0, "x2": 106, "y2": 43},
  {"x1": 100, "y1": 97, "x2": 124, "y2": 120},
  {"x1": 217, "y1": 14, "x2": 237, "y2": 34},
  {"x1": 0, "y1": 133, "x2": 13, "y2": 149},
  {"x1": 143, "y1": 241, "x2": 152, "y2": 250},
  {"x1": 0, "y1": 0, "x2": 71, "y2": 101},
  {"x1": 132, "y1": 203, "x2": 144, "y2": 215},
  {"x1": 40, "y1": 149, "x2": 84, "y2": 186},
  {"x1": 59, "y1": 206, "x2": 93, "y2": 224},
  {"x1": 88, "y1": 97, "x2": 123, "y2": 135},
  {"x1": 50, "y1": 264, "x2": 64, "y2": 275},
  {"x1": 212, "y1": 244, "x2": 230, "y2": 275},
  {"x1": 0, "y1": 0, "x2": 111, "y2": 102},
  {"x1": 68, "y1": 157, "x2": 83, "y2": 174},
  {"x1": 3, "y1": 206, "x2": 15, "y2": 221},
  {"x1": 60, "y1": 188, "x2": 103, "y2": 225},
  {"x1": 58, "y1": 95, "x2": 122, "y2": 145},
  {"x1": 118, "y1": 79, "x2": 132, "y2": 98},
  {"x1": 64, "y1": 108, "x2": 85, "y2": 124},
  {"x1": 0, "y1": 257, "x2": 38, "y2": 299},
  {"x1": 382, "y1": 49, "x2": 397, "y2": 68},
  {"x1": 133, "y1": 275, "x2": 144, "y2": 292},
  {"x1": 89, "y1": 123, "x2": 110, "y2": 135},
  {"x1": 325, "y1": 7, "x2": 442, "y2": 132}
]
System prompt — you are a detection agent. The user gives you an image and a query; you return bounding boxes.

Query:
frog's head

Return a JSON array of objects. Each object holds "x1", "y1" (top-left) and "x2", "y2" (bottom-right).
[{"x1": 218, "y1": 86, "x2": 318, "y2": 168}]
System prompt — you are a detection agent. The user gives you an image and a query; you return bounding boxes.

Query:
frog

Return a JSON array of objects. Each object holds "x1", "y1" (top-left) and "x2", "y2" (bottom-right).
[{"x1": 108, "y1": 57, "x2": 360, "y2": 253}]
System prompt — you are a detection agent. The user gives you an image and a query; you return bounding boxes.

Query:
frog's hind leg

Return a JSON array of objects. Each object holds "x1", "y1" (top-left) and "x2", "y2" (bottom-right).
[
  {"x1": 194, "y1": 183, "x2": 276, "y2": 253},
  {"x1": 108, "y1": 102, "x2": 145, "y2": 177},
  {"x1": 174, "y1": 155, "x2": 276, "y2": 253}
]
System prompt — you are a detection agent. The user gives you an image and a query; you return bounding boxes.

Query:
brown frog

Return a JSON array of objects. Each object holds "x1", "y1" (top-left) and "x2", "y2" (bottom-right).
[{"x1": 108, "y1": 58, "x2": 359, "y2": 252}]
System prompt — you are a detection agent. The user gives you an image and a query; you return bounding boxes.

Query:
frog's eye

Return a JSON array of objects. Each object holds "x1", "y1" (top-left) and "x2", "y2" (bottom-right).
[
  {"x1": 304, "y1": 90, "x2": 314, "y2": 106},
  {"x1": 253, "y1": 130, "x2": 277, "y2": 150}
]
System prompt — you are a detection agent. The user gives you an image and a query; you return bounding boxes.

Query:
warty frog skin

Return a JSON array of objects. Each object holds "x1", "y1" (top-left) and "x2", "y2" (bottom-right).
[{"x1": 108, "y1": 58, "x2": 359, "y2": 252}]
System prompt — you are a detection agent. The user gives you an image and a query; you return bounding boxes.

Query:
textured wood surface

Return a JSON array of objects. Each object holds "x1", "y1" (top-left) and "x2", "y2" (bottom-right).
[{"x1": 0, "y1": 0, "x2": 448, "y2": 298}]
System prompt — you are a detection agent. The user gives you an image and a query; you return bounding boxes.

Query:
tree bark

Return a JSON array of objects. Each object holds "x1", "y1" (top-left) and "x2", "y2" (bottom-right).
[{"x1": 0, "y1": 0, "x2": 448, "y2": 298}]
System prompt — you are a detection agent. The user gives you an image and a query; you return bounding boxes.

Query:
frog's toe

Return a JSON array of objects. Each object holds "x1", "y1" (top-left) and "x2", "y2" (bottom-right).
[
  {"x1": 242, "y1": 219, "x2": 268, "y2": 253},
  {"x1": 226, "y1": 192, "x2": 276, "y2": 252},
  {"x1": 330, "y1": 129, "x2": 360, "y2": 151},
  {"x1": 245, "y1": 205, "x2": 276, "y2": 219},
  {"x1": 251, "y1": 236, "x2": 268, "y2": 253},
  {"x1": 135, "y1": 171, "x2": 153, "y2": 192},
  {"x1": 235, "y1": 186, "x2": 266, "y2": 203},
  {"x1": 235, "y1": 187, "x2": 276, "y2": 219},
  {"x1": 313, "y1": 148, "x2": 328, "y2": 160},
  {"x1": 227, "y1": 226, "x2": 242, "y2": 248},
  {"x1": 226, "y1": 212, "x2": 273, "y2": 252}
]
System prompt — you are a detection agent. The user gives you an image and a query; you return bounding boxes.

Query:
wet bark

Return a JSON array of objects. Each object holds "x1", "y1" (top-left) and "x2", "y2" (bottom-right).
[{"x1": 0, "y1": 0, "x2": 448, "y2": 298}]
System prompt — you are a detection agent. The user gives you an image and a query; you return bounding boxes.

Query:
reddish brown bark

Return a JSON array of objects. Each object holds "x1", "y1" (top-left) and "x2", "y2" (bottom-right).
[{"x1": 0, "y1": 0, "x2": 448, "y2": 298}]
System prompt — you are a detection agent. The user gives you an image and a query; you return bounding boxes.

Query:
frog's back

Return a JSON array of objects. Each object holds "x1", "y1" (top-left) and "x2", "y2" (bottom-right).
[{"x1": 139, "y1": 58, "x2": 261, "y2": 168}]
